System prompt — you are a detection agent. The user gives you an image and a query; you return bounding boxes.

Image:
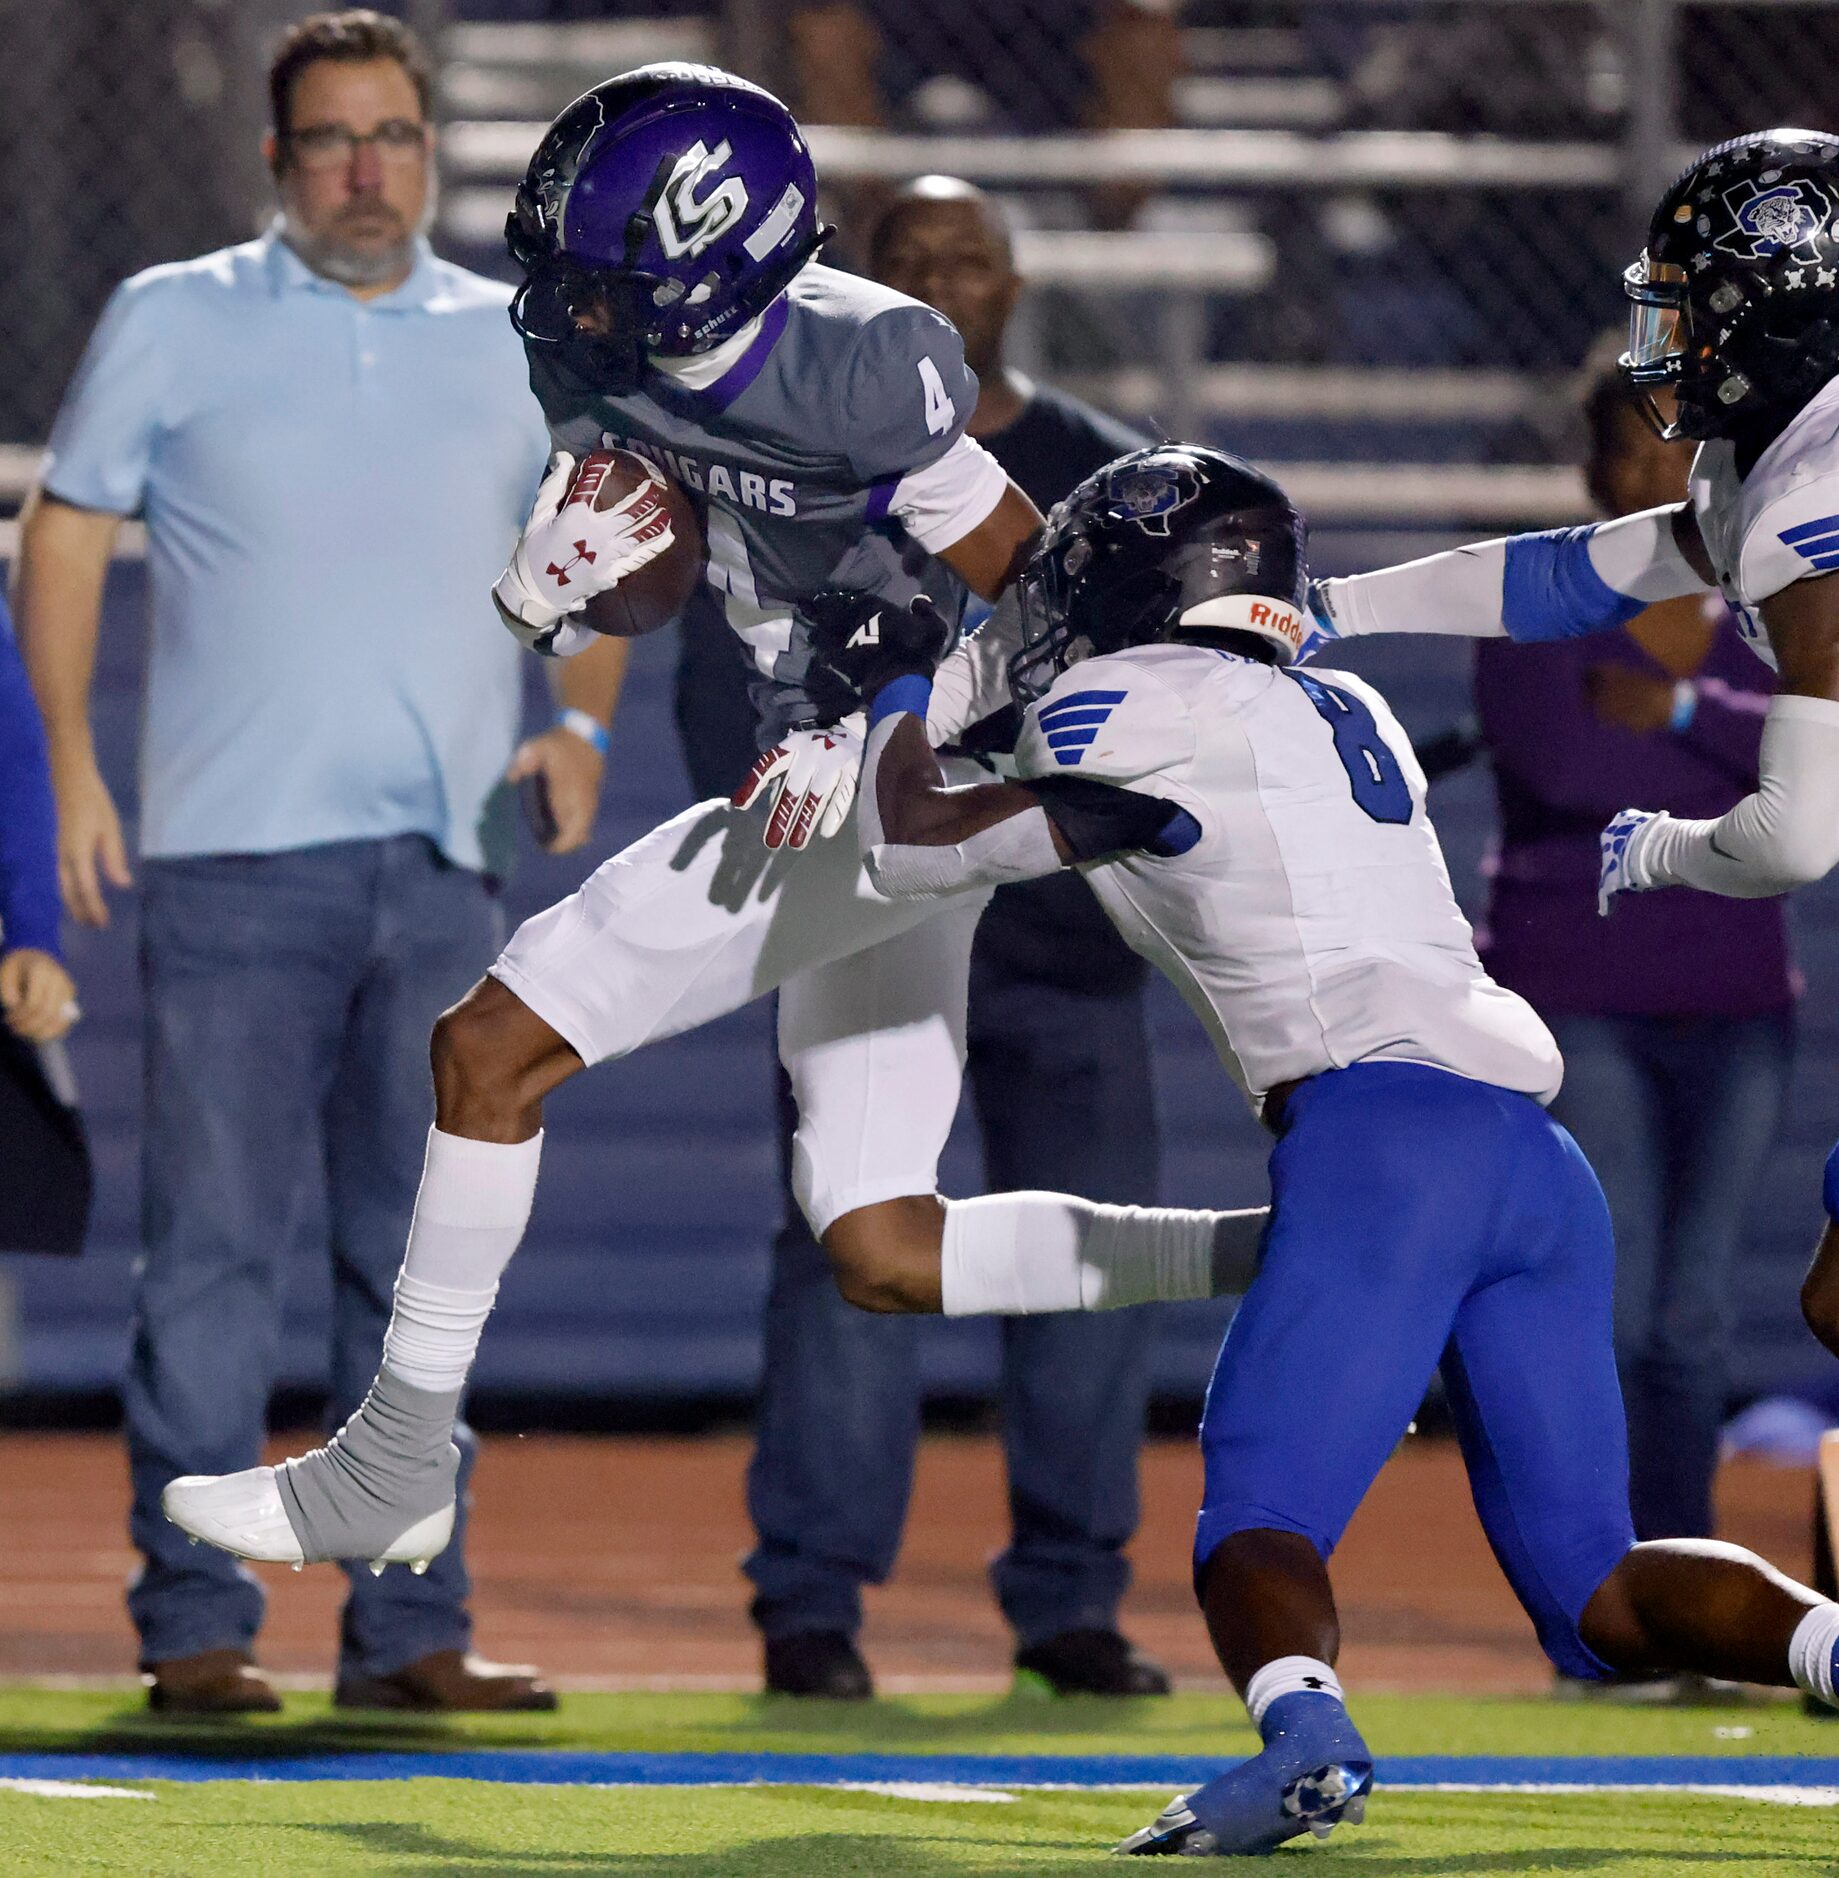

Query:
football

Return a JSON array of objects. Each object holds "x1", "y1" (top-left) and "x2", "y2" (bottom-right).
[{"x1": 576, "y1": 449, "x2": 704, "y2": 639}]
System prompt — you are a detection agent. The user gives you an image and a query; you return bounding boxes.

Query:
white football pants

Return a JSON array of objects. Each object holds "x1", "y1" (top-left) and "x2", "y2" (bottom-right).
[{"x1": 491, "y1": 776, "x2": 990, "y2": 1235}]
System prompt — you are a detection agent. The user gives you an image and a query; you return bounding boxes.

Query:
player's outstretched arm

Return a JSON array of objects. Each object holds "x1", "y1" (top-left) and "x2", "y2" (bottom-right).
[
  {"x1": 1311, "y1": 503, "x2": 1710, "y2": 650},
  {"x1": 1601, "y1": 571, "x2": 1839, "y2": 907}
]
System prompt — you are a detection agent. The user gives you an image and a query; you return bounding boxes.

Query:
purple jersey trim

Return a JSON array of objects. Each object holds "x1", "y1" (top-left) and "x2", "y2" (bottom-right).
[
  {"x1": 644, "y1": 295, "x2": 791, "y2": 420},
  {"x1": 865, "y1": 478, "x2": 898, "y2": 525}
]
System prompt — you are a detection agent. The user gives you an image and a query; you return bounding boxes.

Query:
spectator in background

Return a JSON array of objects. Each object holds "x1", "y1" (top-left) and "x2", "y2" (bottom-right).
[
  {"x1": 783, "y1": 2, "x2": 1182, "y2": 237},
  {"x1": 674, "y1": 178, "x2": 1168, "y2": 1699},
  {"x1": 13, "y1": 10, "x2": 623, "y2": 1715},
  {"x1": 1473, "y1": 342, "x2": 1795, "y2": 1619},
  {"x1": 0, "y1": 596, "x2": 75, "y2": 1046}
]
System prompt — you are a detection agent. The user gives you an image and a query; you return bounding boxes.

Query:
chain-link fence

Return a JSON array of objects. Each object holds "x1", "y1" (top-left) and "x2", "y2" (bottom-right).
[{"x1": 7, "y1": 0, "x2": 1839, "y2": 523}]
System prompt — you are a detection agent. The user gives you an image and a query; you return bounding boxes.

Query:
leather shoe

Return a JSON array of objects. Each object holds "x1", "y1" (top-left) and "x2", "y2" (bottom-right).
[
  {"x1": 334, "y1": 1648, "x2": 557, "y2": 1712},
  {"x1": 1014, "y1": 1628, "x2": 1172, "y2": 1696},
  {"x1": 145, "y1": 1647, "x2": 282, "y2": 1715},
  {"x1": 763, "y1": 1629, "x2": 873, "y2": 1699}
]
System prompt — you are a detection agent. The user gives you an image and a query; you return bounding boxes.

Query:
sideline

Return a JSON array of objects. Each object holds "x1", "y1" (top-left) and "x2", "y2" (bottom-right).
[{"x1": 2, "y1": 1749, "x2": 1837, "y2": 1795}]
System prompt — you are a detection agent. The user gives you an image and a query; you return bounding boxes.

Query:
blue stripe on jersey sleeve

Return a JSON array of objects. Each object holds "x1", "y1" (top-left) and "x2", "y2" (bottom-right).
[
  {"x1": 1036, "y1": 689, "x2": 1128, "y2": 767},
  {"x1": 1778, "y1": 515, "x2": 1839, "y2": 567},
  {"x1": 1777, "y1": 513, "x2": 1839, "y2": 543},
  {"x1": 1038, "y1": 689, "x2": 1128, "y2": 722}
]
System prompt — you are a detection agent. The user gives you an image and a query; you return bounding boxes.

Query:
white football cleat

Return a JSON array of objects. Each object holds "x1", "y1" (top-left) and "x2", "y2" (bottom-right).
[
  {"x1": 162, "y1": 1467, "x2": 304, "y2": 1563},
  {"x1": 162, "y1": 1466, "x2": 454, "y2": 1574}
]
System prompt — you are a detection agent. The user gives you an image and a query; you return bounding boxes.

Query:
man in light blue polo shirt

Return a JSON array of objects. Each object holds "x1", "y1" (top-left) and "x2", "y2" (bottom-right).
[{"x1": 13, "y1": 10, "x2": 620, "y2": 1715}]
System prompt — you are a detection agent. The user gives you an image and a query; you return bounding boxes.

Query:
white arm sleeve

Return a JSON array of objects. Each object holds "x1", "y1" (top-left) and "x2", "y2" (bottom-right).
[
  {"x1": 925, "y1": 586, "x2": 1027, "y2": 744},
  {"x1": 1636, "y1": 694, "x2": 1839, "y2": 897},
  {"x1": 1317, "y1": 506, "x2": 1704, "y2": 640},
  {"x1": 858, "y1": 709, "x2": 1062, "y2": 900},
  {"x1": 887, "y1": 433, "x2": 1009, "y2": 552}
]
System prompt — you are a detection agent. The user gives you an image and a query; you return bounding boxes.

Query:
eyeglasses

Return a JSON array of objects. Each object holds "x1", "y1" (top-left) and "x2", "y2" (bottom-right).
[{"x1": 286, "y1": 118, "x2": 428, "y2": 170}]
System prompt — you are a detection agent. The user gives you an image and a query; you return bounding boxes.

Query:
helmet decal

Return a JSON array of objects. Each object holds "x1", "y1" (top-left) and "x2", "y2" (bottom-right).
[
  {"x1": 653, "y1": 139, "x2": 750, "y2": 260},
  {"x1": 1104, "y1": 464, "x2": 1198, "y2": 536},
  {"x1": 1715, "y1": 175, "x2": 1832, "y2": 262}
]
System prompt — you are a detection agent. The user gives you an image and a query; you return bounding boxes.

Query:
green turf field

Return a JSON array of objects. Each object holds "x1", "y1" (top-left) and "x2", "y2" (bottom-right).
[{"x1": 3, "y1": 1688, "x2": 1836, "y2": 1875}]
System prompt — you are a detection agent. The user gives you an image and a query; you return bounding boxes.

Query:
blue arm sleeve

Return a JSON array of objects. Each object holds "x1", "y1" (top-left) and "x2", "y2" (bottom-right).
[
  {"x1": 1824, "y1": 1140, "x2": 1839, "y2": 1226},
  {"x1": 1501, "y1": 527, "x2": 1649, "y2": 644},
  {"x1": 0, "y1": 599, "x2": 64, "y2": 958}
]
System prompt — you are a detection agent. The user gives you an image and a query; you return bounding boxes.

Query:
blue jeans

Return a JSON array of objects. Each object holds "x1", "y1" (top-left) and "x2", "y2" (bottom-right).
[
  {"x1": 124, "y1": 836, "x2": 501, "y2": 1675},
  {"x1": 743, "y1": 970, "x2": 1160, "y2": 1649},
  {"x1": 1547, "y1": 1011, "x2": 1794, "y2": 1543}
]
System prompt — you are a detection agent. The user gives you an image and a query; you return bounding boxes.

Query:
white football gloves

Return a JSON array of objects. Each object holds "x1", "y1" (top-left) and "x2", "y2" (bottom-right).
[
  {"x1": 732, "y1": 714, "x2": 867, "y2": 851},
  {"x1": 1597, "y1": 806, "x2": 1661, "y2": 915},
  {"x1": 493, "y1": 451, "x2": 676, "y2": 656}
]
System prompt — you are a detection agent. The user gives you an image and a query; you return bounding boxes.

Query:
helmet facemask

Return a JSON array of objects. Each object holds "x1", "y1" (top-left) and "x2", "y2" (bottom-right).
[{"x1": 1620, "y1": 254, "x2": 1698, "y2": 440}]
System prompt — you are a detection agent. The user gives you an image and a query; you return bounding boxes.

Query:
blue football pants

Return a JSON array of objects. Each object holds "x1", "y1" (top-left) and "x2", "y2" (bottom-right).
[{"x1": 1194, "y1": 1061, "x2": 1636, "y2": 1680}]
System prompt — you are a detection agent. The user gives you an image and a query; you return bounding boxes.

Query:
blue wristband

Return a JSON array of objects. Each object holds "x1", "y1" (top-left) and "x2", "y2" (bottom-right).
[
  {"x1": 1669, "y1": 681, "x2": 1698, "y2": 732},
  {"x1": 1823, "y1": 1141, "x2": 1839, "y2": 1226},
  {"x1": 555, "y1": 707, "x2": 610, "y2": 755},
  {"x1": 869, "y1": 672, "x2": 933, "y2": 727}
]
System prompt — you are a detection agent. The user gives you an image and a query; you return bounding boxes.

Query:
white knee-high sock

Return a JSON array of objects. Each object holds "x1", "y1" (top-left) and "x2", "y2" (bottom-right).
[
  {"x1": 938, "y1": 1191, "x2": 1267, "y2": 1317},
  {"x1": 380, "y1": 1127, "x2": 543, "y2": 1392}
]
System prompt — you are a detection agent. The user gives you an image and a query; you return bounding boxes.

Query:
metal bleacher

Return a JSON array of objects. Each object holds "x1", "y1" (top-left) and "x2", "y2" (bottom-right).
[{"x1": 433, "y1": 7, "x2": 1628, "y2": 538}]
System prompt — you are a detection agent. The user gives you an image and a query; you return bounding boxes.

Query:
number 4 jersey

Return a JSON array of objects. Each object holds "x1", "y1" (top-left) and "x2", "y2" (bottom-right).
[
  {"x1": 1013, "y1": 643, "x2": 1563, "y2": 1114},
  {"x1": 529, "y1": 262, "x2": 1008, "y2": 740}
]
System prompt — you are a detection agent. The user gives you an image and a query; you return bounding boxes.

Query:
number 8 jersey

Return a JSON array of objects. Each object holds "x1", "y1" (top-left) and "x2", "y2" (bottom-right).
[{"x1": 1013, "y1": 643, "x2": 1563, "y2": 1115}]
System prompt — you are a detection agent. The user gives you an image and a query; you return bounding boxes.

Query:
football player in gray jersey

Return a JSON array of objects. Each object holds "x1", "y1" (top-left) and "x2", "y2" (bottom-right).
[
  {"x1": 158, "y1": 65, "x2": 1261, "y2": 1581},
  {"x1": 526, "y1": 263, "x2": 993, "y2": 745}
]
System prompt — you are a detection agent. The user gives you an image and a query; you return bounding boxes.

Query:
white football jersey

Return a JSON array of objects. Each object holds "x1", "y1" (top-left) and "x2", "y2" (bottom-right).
[
  {"x1": 1690, "y1": 372, "x2": 1839, "y2": 670},
  {"x1": 1013, "y1": 644, "x2": 1562, "y2": 1115}
]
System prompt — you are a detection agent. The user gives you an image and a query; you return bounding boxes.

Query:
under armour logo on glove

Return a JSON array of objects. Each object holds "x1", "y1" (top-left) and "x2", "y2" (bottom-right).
[
  {"x1": 493, "y1": 450, "x2": 677, "y2": 634},
  {"x1": 547, "y1": 542, "x2": 597, "y2": 586}
]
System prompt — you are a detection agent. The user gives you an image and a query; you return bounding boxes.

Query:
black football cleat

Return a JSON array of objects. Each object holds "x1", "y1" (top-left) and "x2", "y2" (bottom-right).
[
  {"x1": 1014, "y1": 1628, "x2": 1172, "y2": 1697},
  {"x1": 763, "y1": 1629, "x2": 874, "y2": 1700}
]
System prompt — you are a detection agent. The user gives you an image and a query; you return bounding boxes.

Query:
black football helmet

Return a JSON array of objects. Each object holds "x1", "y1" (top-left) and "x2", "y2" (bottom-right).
[
  {"x1": 1623, "y1": 129, "x2": 1839, "y2": 442},
  {"x1": 1009, "y1": 445, "x2": 1308, "y2": 704}
]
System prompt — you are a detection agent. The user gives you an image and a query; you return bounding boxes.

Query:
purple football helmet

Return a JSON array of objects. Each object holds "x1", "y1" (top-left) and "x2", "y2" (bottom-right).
[{"x1": 507, "y1": 63, "x2": 829, "y2": 390}]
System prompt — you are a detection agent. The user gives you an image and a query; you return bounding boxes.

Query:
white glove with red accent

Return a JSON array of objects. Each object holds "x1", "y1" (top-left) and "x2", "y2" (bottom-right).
[
  {"x1": 493, "y1": 450, "x2": 676, "y2": 654},
  {"x1": 732, "y1": 714, "x2": 867, "y2": 851}
]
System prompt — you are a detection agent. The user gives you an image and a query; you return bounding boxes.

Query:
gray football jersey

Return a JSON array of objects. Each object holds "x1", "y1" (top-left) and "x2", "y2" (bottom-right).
[{"x1": 530, "y1": 263, "x2": 980, "y2": 740}]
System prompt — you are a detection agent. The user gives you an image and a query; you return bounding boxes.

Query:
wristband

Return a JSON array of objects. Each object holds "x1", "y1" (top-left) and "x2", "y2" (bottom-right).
[
  {"x1": 1824, "y1": 1141, "x2": 1839, "y2": 1226},
  {"x1": 1669, "y1": 680, "x2": 1698, "y2": 733},
  {"x1": 555, "y1": 707, "x2": 611, "y2": 755},
  {"x1": 868, "y1": 672, "x2": 934, "y2": 727}
]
